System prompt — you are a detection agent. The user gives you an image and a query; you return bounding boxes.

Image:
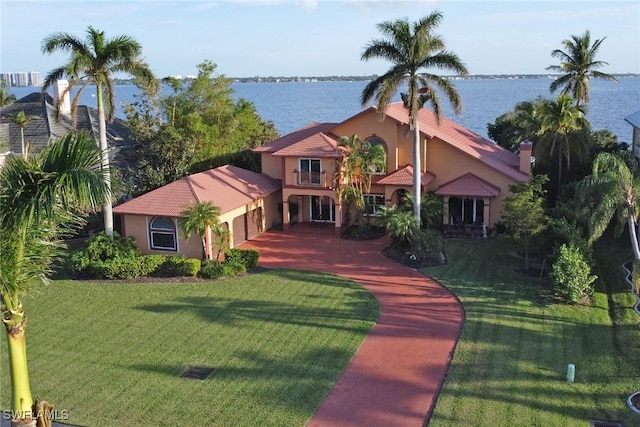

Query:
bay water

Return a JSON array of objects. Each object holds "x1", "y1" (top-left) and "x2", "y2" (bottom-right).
[{"x1": 8, "y1": 77, "x2": 639, "y2": 143}]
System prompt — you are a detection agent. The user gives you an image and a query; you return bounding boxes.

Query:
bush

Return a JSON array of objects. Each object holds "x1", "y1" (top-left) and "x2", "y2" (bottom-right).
[
  {"x1": 223, "y1": 261, "x2": 246, "y2": 277},
  {"x1": 85, "y1": 231, "x2": 140, "y2": 261},
  {"x1": 200, "y1": 260, "x2": 224, "y2": 279},
  {"x1": 224, "y1": 248, "x2": 259, "y2": 269},
  {"x1": 158, "y1": 255, "x2": 201, "y2": 277},
  {"x1": 551, "y1": 244, "x2": 597, "y2": 304}
]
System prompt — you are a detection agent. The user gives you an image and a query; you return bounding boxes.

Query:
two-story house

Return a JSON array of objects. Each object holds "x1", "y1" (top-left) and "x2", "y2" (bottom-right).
[
  {"x1": 113, "y1": 102, "x2": 530, "y2": 258},
  {"x1": 255, "y1": 101, "x2": 531, "y2": 236}
]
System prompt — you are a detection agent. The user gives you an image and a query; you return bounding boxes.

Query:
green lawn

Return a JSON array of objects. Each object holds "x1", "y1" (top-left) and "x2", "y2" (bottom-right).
[
  {"x1": 0, "y1": 269, "x2": 379, "y2": 426},
  {"x1": 427, "y1": 236, "x2": 640, "y2": 426}
]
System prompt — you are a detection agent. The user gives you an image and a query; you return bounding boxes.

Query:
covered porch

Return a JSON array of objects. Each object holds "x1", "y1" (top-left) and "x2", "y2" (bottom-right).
[{"x1": 281, "y1": 188, "x2": 343, "y2": 236}]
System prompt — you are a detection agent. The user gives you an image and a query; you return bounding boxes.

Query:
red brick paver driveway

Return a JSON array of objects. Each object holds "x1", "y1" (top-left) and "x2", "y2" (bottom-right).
[{"x1": 240, "y1": 230, "x2": 464, "y2": 427}]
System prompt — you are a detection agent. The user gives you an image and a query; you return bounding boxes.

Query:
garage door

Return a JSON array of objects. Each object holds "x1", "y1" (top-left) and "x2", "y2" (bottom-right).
[{"x1": 232, "y1": 214, "x2": 247, "y2": 247}]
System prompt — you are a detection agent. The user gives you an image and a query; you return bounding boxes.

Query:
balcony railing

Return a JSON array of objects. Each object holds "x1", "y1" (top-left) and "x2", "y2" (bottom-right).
[{"x1": 298, "y1": 171, "x2": 322, "y2": 185}]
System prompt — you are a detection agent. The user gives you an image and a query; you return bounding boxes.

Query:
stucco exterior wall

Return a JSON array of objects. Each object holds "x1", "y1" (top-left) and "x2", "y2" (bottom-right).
[
  {"x1": 426, "y1": 136, "x2": 519, "y2": 226},
  {"x1": 261, "y1": 154, "x2": 281, "y2": 180},
  {"x1": 121, "y1": 214, "x2": 203, "y2": 259}
]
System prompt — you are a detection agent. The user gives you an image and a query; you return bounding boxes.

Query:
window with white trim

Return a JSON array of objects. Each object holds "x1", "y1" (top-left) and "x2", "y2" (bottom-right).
[
  {"x1": 299, "y1": 158, "x2": 322, "y2": 185},
  {"x1": 149, "y1": 217, "x2": 177, "y2": 251},
  {"x1": 364, "y1": 194, "x2": 386, "y2": 216}
]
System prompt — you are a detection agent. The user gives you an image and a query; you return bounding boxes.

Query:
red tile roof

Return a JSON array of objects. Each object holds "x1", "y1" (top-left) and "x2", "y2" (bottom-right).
[
  {"x1": 113, "y1": 165, "x2": 280, "y2": 217},
  {"x1": 381, "y1": 103, "x2": 528, "y2": 182},
  {"x1": 435, "y1": 173, "x2": 501, "y2": 197},
  {"x1": 253, "y1": 123, "x2": 338, "y2": 153},
  {"x1": 377, "y1": 165, "x2": 435, "y2": 186},
  {"x1": 272, "y1": 131, "x2": 341, "y2": 158}
]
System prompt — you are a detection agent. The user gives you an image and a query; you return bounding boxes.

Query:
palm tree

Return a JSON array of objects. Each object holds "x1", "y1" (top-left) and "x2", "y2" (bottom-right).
[
  {"x1": 582, "y1": 152, "x2": 640, "y2": 259},
  {"x1": 546, "y1": 30, "x2": 617, "y2": 106},
  {"x1": 1, "y1": 131, "x2": 108, "y2": 424},
  {"x1": 179, "y1": 202, "x2": 224, "y2": 260},
  {"x1": 535, "y1": 94, "x2": 590, "y2": 192},
  {"x1": 41, "y1": 26, "x2": 156, "y2": 237},
  {"x1": 336, "y1": 135, "x2": 386, "y2": 227},
  {"x1": 361, "y1": 11, "x2": 468, "y2": 224},
  {"x1": 0, "y1": 79, "x2": 17, "y2": 107},
  {"x1": 10, "y1": 111, "x2": 38, "y2": 159}
]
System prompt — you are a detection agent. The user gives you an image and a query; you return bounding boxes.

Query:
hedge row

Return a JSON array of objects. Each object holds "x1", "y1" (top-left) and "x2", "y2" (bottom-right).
[{"x1": 68, "y1": 232, "x2": 259, "y2": 280}]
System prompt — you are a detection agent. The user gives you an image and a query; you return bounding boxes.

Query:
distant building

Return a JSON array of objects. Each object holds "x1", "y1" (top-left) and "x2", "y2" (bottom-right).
[{"x1": 0, "y1": 71, "x2": 42, "y2": 87}]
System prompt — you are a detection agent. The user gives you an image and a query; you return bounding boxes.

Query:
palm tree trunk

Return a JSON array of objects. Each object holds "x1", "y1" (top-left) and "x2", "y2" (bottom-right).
[
  {"x1": 629, "y1": 214, "x2": 640, "y2": 260},
  {"x1": 412, "y1": 120, "x2": 421, "y2": 226},
  {"x1": 96, "y1": 83, "x2": 114, "y2": 237},
  {"x1": 20, "y1": 128, "x2": 26, "y2": 159},
  {"x1": 3, "y1": 304, "x2": 34, "y2": 423},
  {"x1": 557, "y1": 145, "x2": 563, "y2": 193}
]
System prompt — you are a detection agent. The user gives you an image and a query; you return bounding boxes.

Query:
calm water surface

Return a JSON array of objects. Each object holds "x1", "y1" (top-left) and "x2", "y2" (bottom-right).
[{"x1": 9, "y1": 77, "x2": 639, "y2": 142}]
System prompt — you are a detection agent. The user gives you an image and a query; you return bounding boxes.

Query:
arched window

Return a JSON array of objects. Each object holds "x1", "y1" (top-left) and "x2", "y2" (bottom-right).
[
  {"x1": 365, "y1": 136, "x2": 387, "y2": 174},
  {"x1": 149, "y1": 216, "x2": 177, "y2": 251}
]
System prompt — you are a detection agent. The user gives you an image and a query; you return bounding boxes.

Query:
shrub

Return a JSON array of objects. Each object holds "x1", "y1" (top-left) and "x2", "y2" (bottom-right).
[
  {"x1": 224, "y1": 248, "x2": 259, "y2": 269},
  {"x1": 200, "y1": 260, "x2": 224, "y2": 279},
  {"x1": 223, "y1": 261, "x2": 246, "y2": 277},
  {"x1": 68, "y1": 232, "x2": 142, "y2": 278},
  {"x1": 551, "y1": 244, "x2": 597, "y2": 304},
  {"x1": 159, "y1": 255, "x2": 201, "y2": 277},
  {"x1": 85, "y1": 231, "x2": 140, "y2": 261}
]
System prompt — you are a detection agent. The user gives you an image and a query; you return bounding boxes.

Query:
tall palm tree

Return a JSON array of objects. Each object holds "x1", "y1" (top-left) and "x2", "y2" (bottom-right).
[
  {"x1": 546, "y1": 30, "x2": 617, "y2": 106},
  {"x1": 535, "y1": 94, "x2": 590, "y2": 192},
  {"x1": 41, "y1": 26, "x2": 156, "y2": 237},
  {"x1": 582, "y1": 152, "x2": 640, "y2": 259},
  {"x1": 10, "y1": 111, "x2": 38, "y2": 159},
  {"x1": 179, "y1": 202, "x2": 224, "y2": 260},
  {"x1": 1, "y1": 131, "x2": 108, "y2": 424},
  {"x1": 361, "y1": 11, "x2": 468, "y2": 224},
  {"x1": 0, "y1": 79, "x2": 17, "y2": 107}
]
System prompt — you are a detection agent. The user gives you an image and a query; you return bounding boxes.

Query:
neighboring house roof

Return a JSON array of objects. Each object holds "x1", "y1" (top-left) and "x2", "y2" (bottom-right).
[
  {"x1": 382, "y1": 103, "x2": 528, "y2": 183},
  {"x1": 113, "y1": 165, "x2": 281, "y2": 218},
  {"x1": 377, "y1": 165, "x2": 435, "y2": 186},
  {"x1": 625, "y1": 111, "x2": 640, "y2": 129},
  {"x1": 254, "y1": 122, "x2": 338, "y2": 153},
  {"x1": 0, "y1": 92, "x2": 132, "y2": 169},
  {"x1": 435, "y1": 173, "x2": 501, "y2": 197}
]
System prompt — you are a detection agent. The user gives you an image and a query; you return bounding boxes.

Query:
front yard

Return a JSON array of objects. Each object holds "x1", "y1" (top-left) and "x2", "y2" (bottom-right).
[
  {"x1": 427, "y1": 236, "x2": 640, "y2": 426},
  {"x1": 0, "y1": 269, "x2": 379, "y2": 426}
]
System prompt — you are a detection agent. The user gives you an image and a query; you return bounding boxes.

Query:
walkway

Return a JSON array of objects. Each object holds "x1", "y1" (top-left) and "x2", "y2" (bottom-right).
[{"x1": 240, "y1": 230, "x2": 465, "y2": 427}]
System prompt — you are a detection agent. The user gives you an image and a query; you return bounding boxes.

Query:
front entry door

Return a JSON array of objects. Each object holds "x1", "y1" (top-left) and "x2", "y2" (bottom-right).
[{"x1": 310, "y1": 196, "x2": 334, "y2": 222}]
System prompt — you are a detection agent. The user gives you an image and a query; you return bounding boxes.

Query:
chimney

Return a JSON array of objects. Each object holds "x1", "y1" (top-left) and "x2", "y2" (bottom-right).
[
  {"x1": 53, "y1": 79, "x2": 71, "y2": 115},
  {"x1": 519, "y1": 140, "x2": 533, "y2": 175}
]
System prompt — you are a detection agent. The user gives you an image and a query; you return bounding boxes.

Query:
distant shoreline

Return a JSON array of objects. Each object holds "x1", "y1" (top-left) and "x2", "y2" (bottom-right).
[{"x1": 6, "y1": 73, "x2": 639, "y2": 88}]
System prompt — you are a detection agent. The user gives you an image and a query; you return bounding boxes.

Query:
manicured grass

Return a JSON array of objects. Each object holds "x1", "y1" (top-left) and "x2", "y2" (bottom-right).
[
  {"x1": 427, "y1": 236, "x2": 640, "y2": 426},
  {"x1": 0, "y1": 269, "x2": 379, "y2": 426}
]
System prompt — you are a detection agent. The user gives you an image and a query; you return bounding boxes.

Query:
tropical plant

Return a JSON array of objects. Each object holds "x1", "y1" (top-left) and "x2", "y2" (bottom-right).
[
  {"x1": 535, "y1": 94, "x2": 590, "y2": 192},
  {"x1": 551, "y1": 243, "x2": 597, "y2": 303},
  {"x1": 546, "y1": 30, "x2": 617, "y2": 106},
  {"x1": 501, "y1": 174, "x2": 550, "y2": 272},
  {"x1": 41, "y1": 25, "x2": 157, "y2": 237},
  {"x1": 487, "y1": 98, "x2": 545, "y2": 152},
  {"x1": 178, "y1": 201, "x2": 225, "y2": 260},
  {"x1": 400, "y1": 191, "x2": 443, "y2": 229},
  {"x1": 10, "y1": 111, "x2": 38, "y2": 159},
  {"x1": 360, "y1": 11, "x2": 468, "y2": 224},
  {"x1": 335, "y1": 135, "x2": 386, "y2": 227},
  {"x1": 0, "y1": 79, "x2": 17, "y2": 107},
  {"x1": 0, "y1": 131, "x2": 107, "y2": 423},
  {"x1": 580, "y1": 151, "x2": 640, "y2": 260}
]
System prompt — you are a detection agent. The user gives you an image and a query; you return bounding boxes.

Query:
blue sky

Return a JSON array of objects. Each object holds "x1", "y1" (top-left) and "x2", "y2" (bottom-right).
[{"x1": 1, "y1": 0, "x2": 638, "y2": 78}]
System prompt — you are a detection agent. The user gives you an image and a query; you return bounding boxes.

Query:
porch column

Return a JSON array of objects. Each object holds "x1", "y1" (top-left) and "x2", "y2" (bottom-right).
[
  {"x1": 443, "y1": 196, "x2": 450, "y2": 225},
  {"x1": 282, "y1": 201, "x2": 290, "y2": 231},
  {"x1": 483, "y1": 199, "x2": 491, "y2": 227},
  {"x1": 204, "y1": 226, "x2": 212, "y2": 260},
  {"x1": 334, "y1": 202, "x2": 342, "y2": 236}
]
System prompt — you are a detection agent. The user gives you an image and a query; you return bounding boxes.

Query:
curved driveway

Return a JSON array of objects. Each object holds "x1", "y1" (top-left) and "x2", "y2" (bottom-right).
[{"x1": 240, "y1": 230, "x2": 464, "y2": 427}]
